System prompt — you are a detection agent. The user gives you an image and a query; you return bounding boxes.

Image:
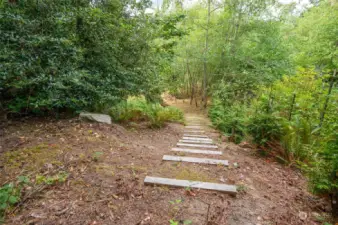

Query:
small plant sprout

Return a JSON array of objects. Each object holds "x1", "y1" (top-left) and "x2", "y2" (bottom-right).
[
  {"x1": 92, "y1": 151, "x2": 104, "y2": 162},
  {"x1": 184, "y1": 186, "x2": 191, "y2": 191},
  {"x1": 169, "y1": 199, "x2": 182, "y2": 205},
  {"x1": 35, "y1": 172, "x2": 69, "y2": 185},
  {"x1": 169, "y1": 219, "x2": 192, "y2": 225},
  {"x1": 169, "y1": 220, "x2": 179, "y2": 225},
  {"x1": 237, "y1": 184, "x2": 247, "y2": 193}
]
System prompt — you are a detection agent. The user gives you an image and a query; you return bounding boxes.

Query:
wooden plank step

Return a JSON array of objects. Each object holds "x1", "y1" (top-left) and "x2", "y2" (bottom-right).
[
  {"x1": 163, "y1": 155, "x2": 228, "y2": 165},
  {"x1": 144, "y1": 176, "x2": 237, "y2": 195},
  {"x1": 185, "y1": 119, "x2": 204, "y2": 121},
  {"x1": 171, "y1": 147, "x2": 222, "y2": 155},
  {"x1": 185, "y1": 122, "x2": 208, "y2": 124},
  {"x1": 186, "y1": 125, "x2": 211, "y2": 127},
  {"x1": 184, "y1": 128, "x2": 205, "y2": 131},
  {"x1": 185, "y1": 126, "x2": 204, "y2": 128},
  {"x1": 183, "y1": 134, "x2": 209, "y2": 138},
  {"x1": 186, "y1": 125, "x2": 212, "y2": 127},
  {"x1": 180, "y1": 138, "x2": 213, "y2": 142},
  {"x1": 182, "y1": 137, "x2": 213, "y2": 141},
  {"x1": 184, "y1": 130, "x2": 205, "y2": 133},
  {"x1": 179, "y1": 139, "x2": 213, "y2": 144},
  {"x1": 177, "y1": 143, "x2": 218, "y2": 149}
]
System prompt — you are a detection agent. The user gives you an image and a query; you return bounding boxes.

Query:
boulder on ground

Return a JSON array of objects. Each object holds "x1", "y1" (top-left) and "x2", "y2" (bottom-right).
[{"x1": 79, "y1": 112, "x2": 112, "y2": 125}]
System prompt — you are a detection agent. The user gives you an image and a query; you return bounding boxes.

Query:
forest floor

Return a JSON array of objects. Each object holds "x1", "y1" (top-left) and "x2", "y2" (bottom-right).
[{"x1": 0, "y1": 99, "x2": 333, "y2": 225}]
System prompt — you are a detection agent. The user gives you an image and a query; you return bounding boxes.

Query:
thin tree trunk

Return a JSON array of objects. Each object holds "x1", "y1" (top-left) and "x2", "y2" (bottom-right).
[
  {"x1": 186, "y1": 62, "x2": 194, "y2": 105},
  {"x1": 190, "y1": 85, "x2": 194, "y2": 105},
  {"x1": 195, "y1": 91, "x2": 198, "y2": 107},
  {"x1": 202, "y1": 0, "x2": 211, "y2": 108},
  {"x1": 319, "y1": 69, "x2": 336, "y2": 127},
  {"x1": 288, "y1": 93, "x2": 296, "y2": 121}
]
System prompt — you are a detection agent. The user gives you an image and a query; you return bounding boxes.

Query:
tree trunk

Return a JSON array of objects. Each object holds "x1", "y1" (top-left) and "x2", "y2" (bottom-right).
[
  {"x1": 202, "y1": 0, "x2": 211, "y2": 108},
  {"x1": 288, "y1": 93, "x2": 296, "y2": 121},
  {"x1": 319, "y1": 69, "x2": 336, "y2": 127},
  {"x1": 186, "y1": 62, "x2": 194, "y2": 105}
]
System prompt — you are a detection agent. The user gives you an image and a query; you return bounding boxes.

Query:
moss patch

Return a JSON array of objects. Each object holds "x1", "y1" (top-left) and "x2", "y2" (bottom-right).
[
  {"x1": 3, "y1": 144, "x2": 62, "y2": 174},
  {"x1": 95, "y1": 163, "x2": 115, "y2": 176},
  {"x1": 160, "y1": 165, "x2": 215, "y2": 182}
]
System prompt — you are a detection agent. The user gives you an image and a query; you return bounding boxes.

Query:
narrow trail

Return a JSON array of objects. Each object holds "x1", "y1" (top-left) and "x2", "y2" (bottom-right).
[
  {"x1": 143, "y1": 99, "x2": 324, "y2": 225},
  {"x1": 145, "y1": 110, "x2": 237, "y2": 195},
  {"x1": 1, "y1": 100, "x2": 328, "y2": 225}
]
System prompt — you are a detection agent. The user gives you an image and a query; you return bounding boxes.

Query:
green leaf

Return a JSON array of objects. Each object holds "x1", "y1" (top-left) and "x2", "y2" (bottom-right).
[
  {"x1": 8, "y1": 196, "x2": 19, "y2": 205},
  {"x1": 0, "y1": 203, "x2": 8, "y2": 210},
  {"x1": 169, "y1": 220, "x2": 179, "y2": 225},
  {"x1": 18, "y1": 176, "x2": 30, "y2": 184}
]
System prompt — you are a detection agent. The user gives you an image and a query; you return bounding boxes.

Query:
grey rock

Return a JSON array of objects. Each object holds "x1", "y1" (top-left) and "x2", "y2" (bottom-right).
[{"x1": 80, "y1": 112, "x2": 112, "y2": 124}]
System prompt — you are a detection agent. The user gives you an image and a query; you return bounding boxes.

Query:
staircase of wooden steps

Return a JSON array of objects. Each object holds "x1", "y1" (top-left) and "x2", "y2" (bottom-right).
[{"x1": 144, "y1": 115, "x2": 237, "y2": 195}]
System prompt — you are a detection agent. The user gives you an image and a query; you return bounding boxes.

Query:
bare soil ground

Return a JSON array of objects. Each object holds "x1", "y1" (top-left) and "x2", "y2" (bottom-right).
[{"x1": 0, "y1": 99, "x2": 333, "y2": 225}]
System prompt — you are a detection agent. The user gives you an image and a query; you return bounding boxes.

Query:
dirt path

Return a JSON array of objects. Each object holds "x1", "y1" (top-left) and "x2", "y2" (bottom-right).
[{"x1": 0, "y1": 100, "x2": 332, "y2": 224}]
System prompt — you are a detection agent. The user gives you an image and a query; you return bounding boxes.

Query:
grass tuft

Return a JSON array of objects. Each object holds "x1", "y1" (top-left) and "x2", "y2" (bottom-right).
[{"x1": 109, "y1": 96, "x2": 184, "y2": 128}]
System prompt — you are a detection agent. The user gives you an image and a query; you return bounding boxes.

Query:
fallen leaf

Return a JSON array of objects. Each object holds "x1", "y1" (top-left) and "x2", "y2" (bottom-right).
[
  {"x1": 185, "y1": 190, "x2": 196, "y2": 196},
  {"x1": 299, "y1": 211, "x2": 307, "y2": 221}
]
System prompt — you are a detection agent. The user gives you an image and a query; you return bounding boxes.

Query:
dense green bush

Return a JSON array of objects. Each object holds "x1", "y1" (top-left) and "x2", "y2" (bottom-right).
[
  {"x1": 247, "y1": 114, "x2": 283, "y2": 146},
  {"x1": 109, "y1": 97, "x2": 183, "y2": 128},
  {"x1": 210, "y1": 68, "x2": 338, "y2": 196},
  {"x1": 209, "y1": 100, "x2": 247, "y2": 143},
  {"x1": 0, "y1": 0, "x2": 182, "y2": 116}
]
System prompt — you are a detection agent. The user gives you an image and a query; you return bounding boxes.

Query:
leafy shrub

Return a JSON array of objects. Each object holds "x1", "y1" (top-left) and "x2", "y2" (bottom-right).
[
  {"x1": 247, "y1": 113, "x2": 283, "y2": 146},
  {"x1": 305, "y1": 131, "x2": 338, "y2": 195},
  {"x1": 209, "y1": 100, "x2": 247, "y2": 143},
  {"x1": 0, "y1": 176, "x2": 29, "y2": 222},
  {"x1": 280, "y1": 116, "x2": 314, "y2": 162},
  {"x1": 109, "y1": 97, "x2": 183, "y2": 128},
  {"x1": 0, "y1": 0, "x2": 164, "y2": 116},
  {"x1": 210, "y1": 68, "x2": 338, "y2": 200},
  {"x1": 0, "y1": 183, "x2": 20, "y2": 221},
  {"x1": 0, "y1": 172, "x2": 69, "y2": 222}
]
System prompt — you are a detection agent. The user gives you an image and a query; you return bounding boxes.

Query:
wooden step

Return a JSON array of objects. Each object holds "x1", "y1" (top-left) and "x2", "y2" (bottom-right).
[
  {"x1": 177, "y1": 143, "x2": 218, "y2": 149},
  {"x1": 172, "y1": 147, "x2": 222, "y2": 155},
  {"x1": 182, "y1": 137, "x2": 213, "y2": 141},
  {"x1": 163, "y1": 155, "x2": 228, "y2": 165},
  {"x1": 183, "y1": 134, "x2": 209, "y2": 138},
  {"x1": 186, "y1": 125, "x2": 212, "y2": 127},
  {"x1": 179, "y1": 139, "x2": 213, "y2": 144},
  {"x1": 185, "y1": 126, "x2": 204, "y2": 129},
  {"x1": 185, "y1": 121, "x2": 209, "y2": 124},
  {"x1": 144, "y1": 176, "x2": 237, "y2": 195},
  {"x1": 184, "y1": 130, "x2": 205, "y2": 133}
]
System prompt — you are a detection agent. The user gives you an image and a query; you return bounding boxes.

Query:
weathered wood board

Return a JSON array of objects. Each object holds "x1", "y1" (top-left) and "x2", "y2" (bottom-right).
[
  {"x1": 144, "y1": 176, "x2": 237, "y2": 195},
  {"x1": 182, "y1": 137, "x2": 213, "y2": 141},
  {"x1": 184, "y1": 130, "x2": 205, "y2": 133},
  {"x1": 185, "y1": 126, "x2": 204, "y2": 129},
  {"x1": 171, "y1": 147, "x2": 222, "y2": 155},
  {"x1": 183, "y1": 134, "x2": 209, "y2": 138},
  {"x1": 179, "y1": 139, "x2": 213, "y2": 144},
  {"x1": 177, "y1": 143, "x2": 218, "y2": 149},
  {"x1": 163, "y1": 155, "x2": 228, "y2": 165}
]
